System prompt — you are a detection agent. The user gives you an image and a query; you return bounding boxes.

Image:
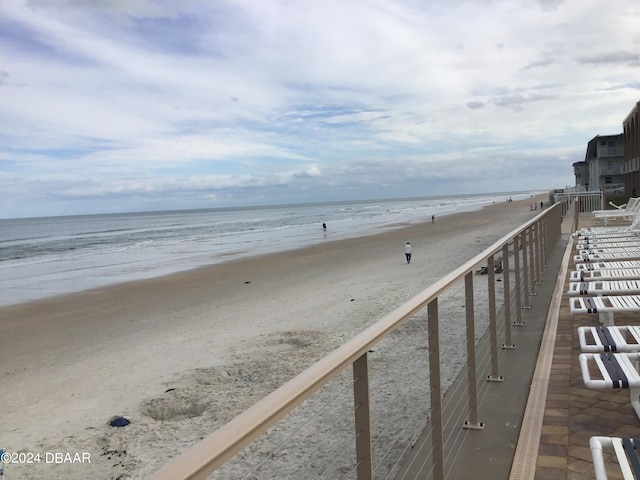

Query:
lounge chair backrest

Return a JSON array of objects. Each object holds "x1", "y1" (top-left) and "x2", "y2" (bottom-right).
[{"x1": 593, "y1": 197, "x2": 640, "y2": 218}]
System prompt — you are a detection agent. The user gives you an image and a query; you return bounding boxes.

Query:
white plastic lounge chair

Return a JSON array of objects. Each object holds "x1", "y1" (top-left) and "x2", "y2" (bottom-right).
[
  {"x1": 568, "y1": 280, "x2": 640, "y2": 296},
  {"x1": 577, "y1": 217, "x2": 640, "y2": 236},
  {"x1": 579, "y1": 326, "x2": 640, "y2": 353},
  {"x1": 593, "y1": 198, "x2": 640, "y2": 218},
  {"x1": 579, "y1": 247, "x2": 640, "y2": 255},
  {"x1": 577, "y1": 232, "x2": 640, "y2": 242},
  {"x1": 577, "y1": 240, "x2": 640, "y2": 249},
  {"x1": 579, "y1": 352, "x2": 640, "y2": 419},
  {"x1": 569, "y1": 295, "x2": 640, "y2": 325},
  {"x1": 575, "y1": 251, "x2": 640, "y2": 263},
  {"x1": 593, "y1": 197, "x2": 640, "y2": 217},
  {"x1": 610, "y1": 199, "x2": 631, "y2": 209},
  {"x1": 578, "y1": 212, "x2": 640, "y2": 235},
  {"x1": 590, "y1": 436, "x2": 640, "y2": 480},
  {"x1": 576, "y1": 261, "x2": 640, "y2": 272},
  {"x1": 570, "y1": 269, "x2": 640, "y2": 282}
]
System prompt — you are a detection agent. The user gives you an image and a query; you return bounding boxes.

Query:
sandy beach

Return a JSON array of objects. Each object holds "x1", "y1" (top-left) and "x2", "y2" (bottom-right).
[{"x1": 0, "y1": 195, "x2": 546, "y2": 479}]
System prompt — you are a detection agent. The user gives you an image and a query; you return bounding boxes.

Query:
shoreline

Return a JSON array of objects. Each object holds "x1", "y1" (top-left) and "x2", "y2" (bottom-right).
[
  {"x1": 0, "y1": 194, "x2": 546, "y2": 310},
  {"x1": 0, "y1": 194, "x2": 546, "y2": 479},
  {"x1": 1, "y1": 192, "x2": 542, "y2": 309}
]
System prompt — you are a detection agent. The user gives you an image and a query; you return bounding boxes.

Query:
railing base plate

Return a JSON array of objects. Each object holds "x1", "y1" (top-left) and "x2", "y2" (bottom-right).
[{"x1": 463, "y1": 421, "x2": 485, "y2": 430}]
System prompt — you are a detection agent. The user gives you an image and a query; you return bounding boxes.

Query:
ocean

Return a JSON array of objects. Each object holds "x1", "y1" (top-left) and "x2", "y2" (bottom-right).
[{"x1": 0, "y1": 191, "x2": 540, "y2": 306}]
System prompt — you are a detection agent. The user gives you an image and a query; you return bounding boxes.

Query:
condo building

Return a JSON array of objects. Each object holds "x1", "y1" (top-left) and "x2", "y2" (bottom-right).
[{"x1": 623, "y1": 100, "x2": 640, "y2": 197}]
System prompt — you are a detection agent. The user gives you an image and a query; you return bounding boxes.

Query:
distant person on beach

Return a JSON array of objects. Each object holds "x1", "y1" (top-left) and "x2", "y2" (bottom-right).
[
  {"x1": 431, "y1": 214, "x2": 435, "y2": 224},
  {"x1": 540, "y1": 201, "x2": 543, "y2": 209},
  {"x1": 322, "y1": 222, "x2": 326, "y2": 230},
  {"x1": 404, "y1": 242, "x2": 413, "y2": 264}
]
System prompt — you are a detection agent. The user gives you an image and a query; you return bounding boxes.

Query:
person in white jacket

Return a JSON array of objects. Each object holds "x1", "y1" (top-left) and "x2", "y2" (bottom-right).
[{"x1": 404, "y1": 242, "x2": 413, "y2": 264}]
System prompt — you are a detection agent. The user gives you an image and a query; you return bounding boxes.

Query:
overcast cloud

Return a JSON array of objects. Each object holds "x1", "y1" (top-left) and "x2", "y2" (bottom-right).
[{"x1": 1, "y1": 0, "x2": 639, "y2": 218}]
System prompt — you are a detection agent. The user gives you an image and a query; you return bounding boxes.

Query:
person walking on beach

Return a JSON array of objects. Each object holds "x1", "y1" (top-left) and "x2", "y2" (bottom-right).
[
  {"x1": 431, "y1": 214, "x2": 435, "y2": 224},
  {"x1": 404, "y1": 242, "x2": 413, "y2": 264}
]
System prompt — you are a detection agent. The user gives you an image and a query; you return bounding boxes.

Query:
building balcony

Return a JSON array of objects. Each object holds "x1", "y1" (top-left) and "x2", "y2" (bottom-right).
[{"x1": 597, "y1": 146, "x2": 624, "y2": 157}]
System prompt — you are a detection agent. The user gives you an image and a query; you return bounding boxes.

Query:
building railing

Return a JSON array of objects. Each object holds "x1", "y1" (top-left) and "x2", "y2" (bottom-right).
[
  {"x1": 596, "y1": 145, "x2": 624, "y2": 157},
  {"x1": 599, "y1": 165, "x2": 624, "y2": 175},
  {"x1": 148, "y1": 204, "x2": 564, "y2": 480},
  {"x1": 554, "y1": 191, "x2": 603, "y2": 217}
]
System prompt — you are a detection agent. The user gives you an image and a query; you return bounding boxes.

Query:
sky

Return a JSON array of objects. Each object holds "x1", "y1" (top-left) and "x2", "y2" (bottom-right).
[{"x1": 1, "y1": 0, "x2": 640, "y2": 218}]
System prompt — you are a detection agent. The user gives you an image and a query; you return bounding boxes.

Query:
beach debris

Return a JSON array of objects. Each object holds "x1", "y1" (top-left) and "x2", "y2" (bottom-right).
[
  {"x1": 165, "y1": 388, "x2": 176, "y2": 393},
  {"x1": 102, "y1": 449, "x2": 127, "y2": 458},
  {"x1": 108, "y1": 416, "x2": 131, "y2": 427},
  {"x1": 101, "y1": 449, "x2": 128, "y2": 471},
  {"x1": 475, "y1": 263, "x2": 504, "y2": 275},
  {"x1": 350, "y1": 298, "x2": 355, "y2": 301},
  {"x1": 244, "y1": 281, "x2": 251, "y2": 284}
]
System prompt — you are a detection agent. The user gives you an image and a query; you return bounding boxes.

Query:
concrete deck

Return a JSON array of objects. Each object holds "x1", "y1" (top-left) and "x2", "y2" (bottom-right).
[{"x1": 396, "y1": 211, "x2": 640, "y2": 480}]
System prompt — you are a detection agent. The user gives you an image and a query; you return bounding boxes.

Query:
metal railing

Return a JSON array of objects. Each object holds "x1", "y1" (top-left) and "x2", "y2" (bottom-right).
[
  {"x1": 596, "y1": 145, "x2": 624, "y2": 157},
  {"x1": 148, "y1": 203, "x2": 564, "y2": 480},
  {"x1": 553, "y1": 191, "x2": 603, "y2": 217}
]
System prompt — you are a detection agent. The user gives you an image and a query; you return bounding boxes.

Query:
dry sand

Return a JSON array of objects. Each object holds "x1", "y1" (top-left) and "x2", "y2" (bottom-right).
[{"x1": 0, "y1": 195, "x2": 546, "y2": 479}]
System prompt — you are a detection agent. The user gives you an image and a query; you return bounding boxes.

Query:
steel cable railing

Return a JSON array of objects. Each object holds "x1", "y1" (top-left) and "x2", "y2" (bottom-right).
[{"x1": 148, "y1": 204, "x2": 563, "y2": 480}]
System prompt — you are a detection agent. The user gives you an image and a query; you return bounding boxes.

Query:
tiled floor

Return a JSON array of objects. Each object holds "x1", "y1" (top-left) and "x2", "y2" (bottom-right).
[{"x1": 535, "y1": 217, "x2": 640, "y2": 480}]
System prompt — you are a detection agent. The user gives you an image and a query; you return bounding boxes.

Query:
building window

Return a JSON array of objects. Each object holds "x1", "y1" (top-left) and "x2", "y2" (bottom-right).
[{"x1": 605, "y1": 176, "x2": 612, "y2": 184}]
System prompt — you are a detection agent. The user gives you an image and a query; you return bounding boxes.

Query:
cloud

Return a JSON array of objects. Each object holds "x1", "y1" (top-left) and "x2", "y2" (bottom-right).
[
  {"x1": 466, "y1": 101, "x2": 485, "y2": 110},
  {"x1": 521, "y1": 57, "x2": 557, "y2": 70},
  {"x1": 577, "y1": 50, "x2": 640, "y2": 67},
  {"x1": 492, "y1": 93, "x2": 554, "y2": 112},
  {"x1": 1, "y1": 0, "x2": 639, "y2": 217}
]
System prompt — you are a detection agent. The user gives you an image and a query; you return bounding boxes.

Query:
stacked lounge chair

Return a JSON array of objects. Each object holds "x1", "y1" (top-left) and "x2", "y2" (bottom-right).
[
  {"x1": 571, "y1": 222, "x2": 640, "y2": 324},
  {"x1": 575, "y1": 247, "x2": 640, "y2": 263},
  {"x1": 572, "y1": 207, "x2": 640, "y2": 478}
]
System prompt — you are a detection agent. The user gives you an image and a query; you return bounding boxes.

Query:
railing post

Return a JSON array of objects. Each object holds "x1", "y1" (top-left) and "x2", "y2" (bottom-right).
[
  {"x1": 502, "y1": 243, "x2": 515, "y2": 349},
  {"x1": 546, "y1": 213, "x2": 552, "y2": 260},
  {"x1": 540, "y1": 217, "x2": 547, "y2": 273},
  {"x1": 534, "y1": 222, "x2": 542, "y2": 285},
  {"x1": 428, "y1": 299, "x2": 444, "y2": 480},
  {"x1": 513, "y1": 235, "x2": 525, "y2": 326},
  {"x1": 463, "y1": 272, "x2": 484, "y2": 430},
  {"x1": 353, "y1": 353, "x2": 373, "y2": 480},
  {"x1": 487, "y1": 255, "x2": 503, "y2": 382},
  {"x1": 528, "y1": 226, "x2": 537, "y2": 295},
  {"x1": 521, "y1": 230, "x2": 532, "y2": 308}
]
